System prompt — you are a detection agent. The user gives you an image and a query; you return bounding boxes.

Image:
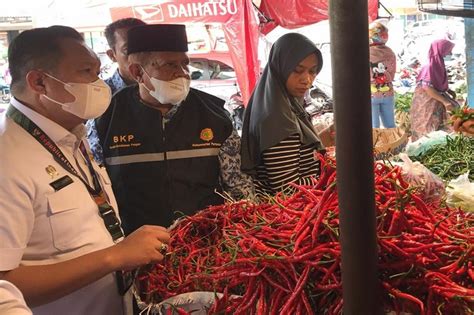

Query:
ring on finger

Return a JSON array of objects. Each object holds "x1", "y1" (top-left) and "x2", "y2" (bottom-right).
[{"x1": 159, "y1": 243, "x2": 168, "y2": 255}]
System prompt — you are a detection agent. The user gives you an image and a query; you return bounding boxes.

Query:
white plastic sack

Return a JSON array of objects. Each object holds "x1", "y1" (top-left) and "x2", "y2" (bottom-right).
[
  {"x1": 136, "y1": 291, "x2": 222, "y2": 315},
  {"x1": 405, "y1": 131, "x2": 452, "y2": 157},
  {"x1": 399, "y1": 154, "x2": 445, "y2": 203},
  {"x1": 312, "y1": 112, "x2": 334, "y2": 134},
  {"x1": 446, "y1": 172, "x2": 474, "y2": 212}
]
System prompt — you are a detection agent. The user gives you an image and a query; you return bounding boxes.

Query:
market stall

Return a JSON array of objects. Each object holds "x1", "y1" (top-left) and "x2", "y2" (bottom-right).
[
  {"x1": 134, "y1": 153, "x2": 473, "y2": 314},
  {"x1": 109, "y1": 1, "x2": 473, "y2": 314}
]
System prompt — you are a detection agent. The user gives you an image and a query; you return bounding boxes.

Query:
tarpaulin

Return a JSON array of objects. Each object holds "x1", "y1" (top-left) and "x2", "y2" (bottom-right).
[
  {"x1": 109, "y1": 0, "x2": 259, "y2": 105},
  {"x1": 223, "y1": 0, "x2": 259, "y2": 105},
  {"x1": 259, "y1": 0, "x2": 380, "y2": 34}
]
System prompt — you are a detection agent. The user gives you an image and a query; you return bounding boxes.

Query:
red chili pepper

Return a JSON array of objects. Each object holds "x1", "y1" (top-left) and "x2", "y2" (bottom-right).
[
  {"x1": 321, "y1": 258, "x2": 340, "y2": 284},
  {"x1": 269, "y1": 289, "x2": 285, "y2": 315},
  {"x1": 261, "y1": 271, "x2": 290, "y2": 293},
  {"x1": 280, "y1": 265, "x2": 311, "y2": 314},
  {"x1": 256, "y1": 283, "x2": 267, "y2": 315},
  {"x1": 311, "y1": 192, "x2": 338, "y2": 245},
  {"x1": 468, "y1": 261, "x2": 474, "y2": 282},
  {"x1": 234, "y1": 280, "x2": 261, "y2": 315},
  {"x1": 383, "y1": 282, "x2": 425, "y2": 315},
  {"x1": 293, "y1": 226, "x2": 310, "y2": 253},
  {"x1": 239, "y1": 266, "x2": 266, "y2": 278},
  {"x1": 136, "y1": 158, "x2": 473, "y2": 314},
  {"x1": 332, "y1": 297, "x2": 343, "y2": 315},
  {"x1": 380, "y1": 239, "x2": 411, "y2": 258},
  {"x1": 176, "y1": 308, "x2": 190, "y2": 315}
]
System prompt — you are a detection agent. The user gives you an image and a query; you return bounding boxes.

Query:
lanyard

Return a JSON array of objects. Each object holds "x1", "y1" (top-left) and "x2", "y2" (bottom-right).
[{"x1": 7, "y1": 105, "x2": 124, "y2": 241}]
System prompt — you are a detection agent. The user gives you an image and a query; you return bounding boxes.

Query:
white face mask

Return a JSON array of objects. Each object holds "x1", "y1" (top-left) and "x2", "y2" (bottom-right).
[
  {"x1": 43, "y1": 73, "x2": 112, "y2": 119},
  {"x1": 142, "y1": 69, "x2": 190, "y2": 105}
]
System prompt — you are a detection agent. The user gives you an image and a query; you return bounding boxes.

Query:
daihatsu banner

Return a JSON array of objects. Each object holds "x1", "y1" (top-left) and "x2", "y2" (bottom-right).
[{"x1": 110, "y1": 0, "x2": 238, "y2": 24}]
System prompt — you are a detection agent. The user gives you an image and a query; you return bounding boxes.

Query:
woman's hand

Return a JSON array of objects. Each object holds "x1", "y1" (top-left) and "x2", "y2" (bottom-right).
[
  {"x1": 451, "y1": 107, "x2": 474, "y2": 135},
  {"x1": 459, "y1": 119, "x2": 474, "y2": 136},
  {"x1": 453, "y1": 115, "x2": 474, "y2": 136},
  {"x1": 443, "y1": 100, "x2": 454, "y2": 111}
]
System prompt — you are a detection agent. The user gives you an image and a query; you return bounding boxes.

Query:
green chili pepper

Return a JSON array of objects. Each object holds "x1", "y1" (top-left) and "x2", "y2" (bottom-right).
[{"x1": 410, "y1": 135, "x2": 474, "y2": 182}]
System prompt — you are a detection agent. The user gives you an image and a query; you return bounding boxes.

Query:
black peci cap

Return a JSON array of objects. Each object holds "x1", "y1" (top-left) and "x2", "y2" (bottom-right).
[{"x1": 127, "y1": 24, "x2": 188, "y2": 55}]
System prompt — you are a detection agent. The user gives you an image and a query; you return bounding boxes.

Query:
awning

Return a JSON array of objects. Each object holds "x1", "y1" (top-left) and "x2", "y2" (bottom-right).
[
  {"x1": 108, "y1": 0, "x2": 379, "y2": 105},
  {"x1": 258, "y1": 0, "x2": 380, "y2": 34}
]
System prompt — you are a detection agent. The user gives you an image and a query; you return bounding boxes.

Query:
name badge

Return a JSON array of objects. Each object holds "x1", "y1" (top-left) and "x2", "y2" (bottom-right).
[{"x1": 49, "y1": 175, "x2": 74, "y2": 191}]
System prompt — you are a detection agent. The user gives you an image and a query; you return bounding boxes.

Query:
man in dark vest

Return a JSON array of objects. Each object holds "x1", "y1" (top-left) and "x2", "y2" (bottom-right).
[{"x1": 95, "y1": 24, "x2": 254, "y2": 234}]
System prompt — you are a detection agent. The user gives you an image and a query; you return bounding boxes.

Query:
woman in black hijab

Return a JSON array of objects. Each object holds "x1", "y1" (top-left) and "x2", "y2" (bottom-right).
[{"x1": 241, "y1": 33, "x2": 324, "y2": 197}]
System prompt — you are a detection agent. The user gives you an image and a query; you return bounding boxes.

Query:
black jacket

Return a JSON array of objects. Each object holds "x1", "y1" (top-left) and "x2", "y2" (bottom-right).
[{"x1": 96, "y1": 86, "x2": 233, "y2": 233}]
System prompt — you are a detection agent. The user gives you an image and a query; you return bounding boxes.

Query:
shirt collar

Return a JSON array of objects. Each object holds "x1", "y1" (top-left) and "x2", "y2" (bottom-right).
[
  {"x1": 10, "y1": 97, "x2": 85, "y2": 146},
  {"x1": 132, "y1": 86, "x2": 182, "y2": 123},
  {"x1": 162, "y1": 103, "x2": 180, "y2": 122},
  {"x1": 110, "y1": 70, "x2": 127, "y2": 91},
  {"x1": 162, "y1": 92, "x2": 191, "y2": 122}
]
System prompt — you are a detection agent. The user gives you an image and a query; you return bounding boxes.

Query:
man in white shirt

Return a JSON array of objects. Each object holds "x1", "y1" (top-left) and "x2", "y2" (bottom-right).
[{"x1": 0, "y1": 25, "x2": 170, "y2": 315}]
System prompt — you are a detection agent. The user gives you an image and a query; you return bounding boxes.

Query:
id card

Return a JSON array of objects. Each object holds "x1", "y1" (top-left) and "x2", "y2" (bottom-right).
[{"x1": 49, "y1": 175, "x2": 73, "y2": 191}]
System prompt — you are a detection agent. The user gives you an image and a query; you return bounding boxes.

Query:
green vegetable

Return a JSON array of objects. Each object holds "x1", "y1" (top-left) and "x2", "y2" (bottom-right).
[
  {"x1": 410, "y1": 135, "x2": 474, "y2": 182},
  {"x1": 454, "y1": 82, "x2": 467, "y2": 98},
  {"x1": 395, "y1": 92, "x2": 414, "y2": 114}
]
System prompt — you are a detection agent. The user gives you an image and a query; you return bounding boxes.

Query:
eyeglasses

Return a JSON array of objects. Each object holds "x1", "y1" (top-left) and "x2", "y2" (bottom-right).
[{"x1": 149, "y1": 60, "x2": 190, "y2": 76}]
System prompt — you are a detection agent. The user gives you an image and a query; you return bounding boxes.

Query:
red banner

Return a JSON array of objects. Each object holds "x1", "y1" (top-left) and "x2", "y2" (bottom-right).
[
  {"x1": 259, "y1": 0, "x2": 379, "y2": 34},
  {"x1": 223, "y1": 0, "x2": 259, "y2": 105},
  {"x1": 110, "y1": 0, "x2": 239, "y2": 24}
]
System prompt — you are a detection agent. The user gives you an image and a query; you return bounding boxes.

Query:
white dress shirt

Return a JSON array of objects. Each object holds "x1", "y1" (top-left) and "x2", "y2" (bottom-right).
[
  {"x1": 0, "y1": 280, "x2": 32, "y2": 315},
  {"x1": 0, "y1": 98, "x2": 125, "y2": 315}
]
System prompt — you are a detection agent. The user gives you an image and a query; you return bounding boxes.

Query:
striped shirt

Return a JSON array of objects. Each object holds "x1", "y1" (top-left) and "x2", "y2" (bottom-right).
[{"x1": 254, "y1": 134, "x2": 320, "y2": 198}]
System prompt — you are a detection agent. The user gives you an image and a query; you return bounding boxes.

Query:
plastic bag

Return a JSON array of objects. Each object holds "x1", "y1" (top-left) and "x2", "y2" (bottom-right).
[
  {"x1": 398, "y1": 154, "x2": 445, "y2": 203},
  {"x1": 312, "y1": 112, "x2": 334, "y2": 134},
  {"x1": 405, "y1": 130, "x2": 452, "y2": 157},
  {"x1": 312, "y1": 113, "x2": 335, "y2": 148},
  {"x1": 136, "y1": 291, "x2": 223, "y2": 315},
  {"x1": 446, "y1": 172, "x2": 474, "y2": 212}
]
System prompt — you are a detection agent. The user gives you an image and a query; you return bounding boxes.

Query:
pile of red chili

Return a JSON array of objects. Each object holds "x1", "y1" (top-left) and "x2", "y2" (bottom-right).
[{"x1": 137, "y1": 157, "x2": 473, "y2": 314}]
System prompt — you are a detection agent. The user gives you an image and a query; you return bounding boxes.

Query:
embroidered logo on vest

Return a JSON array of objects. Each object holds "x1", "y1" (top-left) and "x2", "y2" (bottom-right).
[
  {"x1": 200, "y1": 128, "x2": 214, "y2": 142},
  {"x1": 109, "y1": 134, "x2": 142, "y2": 149}
]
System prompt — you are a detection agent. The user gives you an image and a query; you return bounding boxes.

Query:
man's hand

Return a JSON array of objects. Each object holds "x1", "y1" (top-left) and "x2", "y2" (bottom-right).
[
  {"x1": 107, "y1": 225, "x2": 170, "y2": 271},
  {"x1": 0, "y1": 225, "x2": 171, "y2": 306}
]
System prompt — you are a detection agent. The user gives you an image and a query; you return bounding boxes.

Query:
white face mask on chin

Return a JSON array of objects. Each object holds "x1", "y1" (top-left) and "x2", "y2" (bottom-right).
[
  {"x1": 142, "y1": 69, "x2": 190, "y2": 105},
  {"x1": 42, "y1": 73, "x2": 112, "y2": 120}
]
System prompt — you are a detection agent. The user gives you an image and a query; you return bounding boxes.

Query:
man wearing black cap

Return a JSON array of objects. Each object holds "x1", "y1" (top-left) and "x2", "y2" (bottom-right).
[{"x1": 94, "y1": 24, "x2": 254, "y2": 234}]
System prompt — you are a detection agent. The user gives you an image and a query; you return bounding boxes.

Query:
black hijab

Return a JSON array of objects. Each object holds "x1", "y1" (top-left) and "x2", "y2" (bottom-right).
[{"x1": 241, "y1": 33, "x2": 323, "y2": 175}]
